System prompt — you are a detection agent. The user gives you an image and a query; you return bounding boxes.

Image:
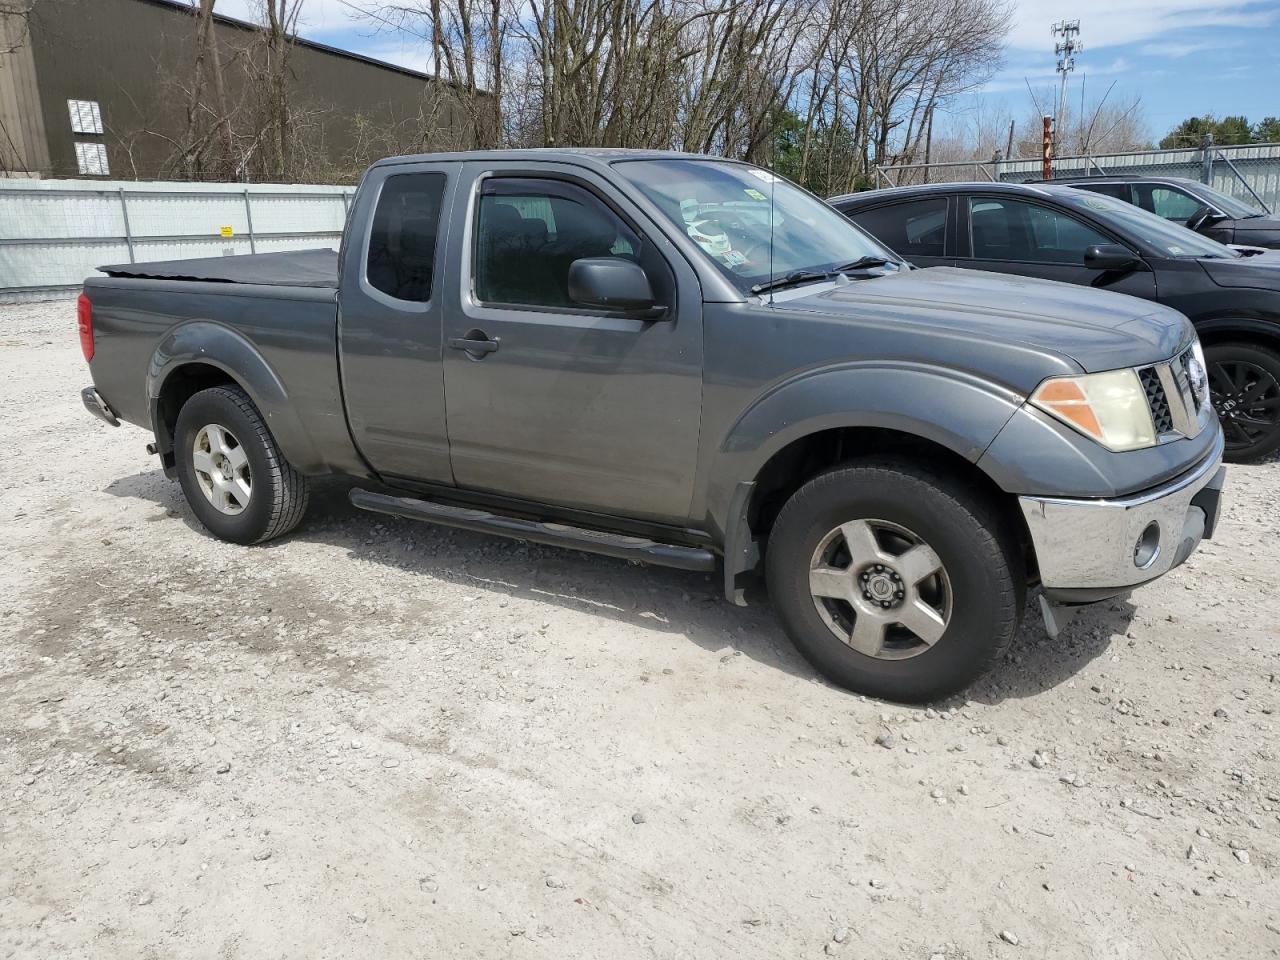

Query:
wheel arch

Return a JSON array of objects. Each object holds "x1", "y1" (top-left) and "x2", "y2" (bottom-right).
[
  {"x1": 709, "y1": 365, "x2": 1038, "y2": 604},
  {"x1": 147, "y1": 321, "x2": 324, "y2": 477},
  {"x1": 1194, "y1": 317, "x2": 1280, "y2": 351}
]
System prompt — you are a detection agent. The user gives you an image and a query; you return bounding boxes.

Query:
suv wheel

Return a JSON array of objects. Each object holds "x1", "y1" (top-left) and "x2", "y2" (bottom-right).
[
  {"x1": 1205, "y1": 341, "x2": 1280, "y2": 463},
  {"x1": 765, "y1": 459, "x2": 1023, "y2": 703},
  {"x1": 174, "y1": 385, "x2": 310, "y2": 544}
]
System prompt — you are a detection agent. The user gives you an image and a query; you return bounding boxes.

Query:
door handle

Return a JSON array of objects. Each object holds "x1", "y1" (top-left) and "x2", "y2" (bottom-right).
[{"x1": 448, "y1": 333, "x2": 499, "y2": 356}]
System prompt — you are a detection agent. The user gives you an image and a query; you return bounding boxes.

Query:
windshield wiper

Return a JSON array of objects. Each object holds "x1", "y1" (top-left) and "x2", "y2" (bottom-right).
[
  {"x1": 832, "y1": 256, "x2": 893, "y2": 273},
  {"x1": 750, "y1": 270, "x2": 831, "y2": 296}
]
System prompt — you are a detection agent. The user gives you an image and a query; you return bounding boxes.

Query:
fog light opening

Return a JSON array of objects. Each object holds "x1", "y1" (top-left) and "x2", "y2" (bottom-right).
[{"x1": 1133, "y1": 522, "x2": 1161, "y2": 569}]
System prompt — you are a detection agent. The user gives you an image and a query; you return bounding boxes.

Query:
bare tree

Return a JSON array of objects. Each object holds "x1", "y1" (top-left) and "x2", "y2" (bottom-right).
[{"x1": 0, "y1": 0, "x2": 33, "y2": 56}]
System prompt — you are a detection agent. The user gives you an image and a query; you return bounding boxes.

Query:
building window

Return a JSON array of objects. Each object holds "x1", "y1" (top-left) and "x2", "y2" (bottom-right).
[
  {"x1": 68, "y1": 99, "x2": 104, "y2": 135},
  {"x1": 75, "y1": 142, "x2": 110, "y2": 176}
]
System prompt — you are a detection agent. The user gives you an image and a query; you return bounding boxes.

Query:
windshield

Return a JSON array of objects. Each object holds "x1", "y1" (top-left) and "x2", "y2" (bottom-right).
[
  {"x1": 1063, "y1": 192, "x2": 1239, "y2": 259},
  {"x1": 1192, "y1": 182, "x2": 1267, "y2": 219},
  {"x1": 615, "y1": 158, "x2": 898, "y2": 294}
]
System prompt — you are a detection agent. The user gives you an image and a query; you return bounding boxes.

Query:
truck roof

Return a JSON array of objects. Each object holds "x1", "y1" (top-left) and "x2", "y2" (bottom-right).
[{"x1": 370, "y1": 148, "x2": 739, "y2": 171}]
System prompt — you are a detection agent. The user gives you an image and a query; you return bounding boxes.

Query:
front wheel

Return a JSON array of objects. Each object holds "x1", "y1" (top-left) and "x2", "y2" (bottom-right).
[
  {"x1": 1205, "y1": 341, "x2": 1280, "y2": 463},
  {"x1": 174, "y1": 385, "x2": 310, "y2": 544},
  {"x1": 765, "y1": 459, "x2": 1024, "y2": 703}
]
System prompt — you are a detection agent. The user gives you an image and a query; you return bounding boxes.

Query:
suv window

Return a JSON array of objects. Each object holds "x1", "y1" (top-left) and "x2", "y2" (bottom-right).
[
  {"x1": 968, "y1": 197, "x2": 1111, "y2": 264},
  {"x1": 850, "y1": 198, "x2": 947, "y2": 258},
  {"x1": 1074, "y1": 182, "x2": 1133, "y2": 203},
  {"x1": 474, "y1": 177, "x2": 644, "y2": 309},
  {"x1": 1136, "y1": 185, "x2": 1204, "y2": 222},
  {"x1": 367, "y1": 172, "x2": 446, "y2": 302}
]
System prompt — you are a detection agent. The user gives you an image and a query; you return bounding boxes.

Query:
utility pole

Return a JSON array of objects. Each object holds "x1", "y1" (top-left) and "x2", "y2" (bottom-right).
[{"x1": 1051, "y1": 19, "x2": 1082, "y2": 156}]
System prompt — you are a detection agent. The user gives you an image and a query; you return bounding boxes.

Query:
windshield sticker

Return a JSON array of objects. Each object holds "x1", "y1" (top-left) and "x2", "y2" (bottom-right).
[
  {"x1": 744, "y1": 187, "x2": 768, "y2": 201},
  {"x1": 746, "y1": 168, "x2": 780, "y2": 184},
  {"x1": 1168, "y1": 245, "x2": 1186, "y2": 255}
]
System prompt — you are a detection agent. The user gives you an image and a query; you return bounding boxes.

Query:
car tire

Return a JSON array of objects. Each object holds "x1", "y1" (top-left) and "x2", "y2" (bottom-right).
[
  {"x1": 174, "y1": 385, "x2": 310, "y2": 545},
  {"x1": 1204, "y1": 341, "x2": 1280, "y2": 463},
  {"x1": 765, "y1": 458, "x2": 1024, "y2": 703}
]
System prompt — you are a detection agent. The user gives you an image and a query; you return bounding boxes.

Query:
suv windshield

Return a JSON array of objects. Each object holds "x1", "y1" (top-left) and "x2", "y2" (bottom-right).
[
  {"x1": 1062, "y1": 192, "x2": 1239, "y2": 259},
  {"x1": 615, "y1": 158, "x2": 898, "y2": 295},
  {"x1": 1193, "y1": 182, "x2": 1267, "y2": 219}
]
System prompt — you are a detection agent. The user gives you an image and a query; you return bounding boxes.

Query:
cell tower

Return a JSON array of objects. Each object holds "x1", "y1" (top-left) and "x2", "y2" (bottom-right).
[{"x1": 1051, "y1": 20, "x2": 1082, "y2": 140}]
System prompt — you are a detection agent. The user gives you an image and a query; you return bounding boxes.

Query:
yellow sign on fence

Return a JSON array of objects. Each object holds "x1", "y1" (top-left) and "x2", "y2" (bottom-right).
[{"x1": 219, "y1": 225, "x2": 234, "y2": 238}]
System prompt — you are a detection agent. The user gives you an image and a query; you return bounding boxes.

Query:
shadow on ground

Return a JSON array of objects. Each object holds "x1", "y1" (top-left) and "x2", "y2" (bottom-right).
[{"x1": 104, "y1": 469, "x2": 1124, "y2": 705}]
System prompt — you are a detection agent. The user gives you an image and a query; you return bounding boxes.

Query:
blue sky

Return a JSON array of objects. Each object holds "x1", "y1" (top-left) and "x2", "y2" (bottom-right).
[{"x1": 217, "y1": 0, "x2": 1280, "y2": 143}]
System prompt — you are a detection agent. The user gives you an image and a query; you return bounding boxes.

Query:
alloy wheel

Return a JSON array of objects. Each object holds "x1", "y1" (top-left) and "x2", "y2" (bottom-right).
[{"x1": 808, "y1": 518, "x2": 952, "y2": 660}]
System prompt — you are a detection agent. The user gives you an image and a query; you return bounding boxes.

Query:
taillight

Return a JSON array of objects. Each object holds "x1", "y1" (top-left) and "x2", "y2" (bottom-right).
[{"x1": 77, "y1": 293, "x2": 94, "y2": 362}]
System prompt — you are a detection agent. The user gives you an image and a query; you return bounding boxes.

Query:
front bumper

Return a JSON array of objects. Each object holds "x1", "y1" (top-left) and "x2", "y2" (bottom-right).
[{"x1": 1018, "y1": 428, "x2": 1225, "y2": 602}]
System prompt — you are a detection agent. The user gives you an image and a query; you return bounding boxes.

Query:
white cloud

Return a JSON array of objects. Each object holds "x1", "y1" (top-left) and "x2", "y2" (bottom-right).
[
  {"x1": 979, "y1": 55, "x2": 1131, "y2": 93},
  {"x1": 1006, "y1": 0, "x2": 1279, "y2": 52},
  {"x1": 1138, "y1": 39, "x2": 1237, "y2": 57}
]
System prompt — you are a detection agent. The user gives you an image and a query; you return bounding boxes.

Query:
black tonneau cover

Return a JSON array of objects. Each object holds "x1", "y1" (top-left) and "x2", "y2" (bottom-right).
[{"x1": 98, "y1": 248, "x2": 339, "y2": 288}]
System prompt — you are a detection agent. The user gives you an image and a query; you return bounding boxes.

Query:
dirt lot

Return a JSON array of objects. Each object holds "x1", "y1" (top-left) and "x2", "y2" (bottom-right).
[{"x1": 0, "y1": 298, "x2": 1277, "y2": 960}]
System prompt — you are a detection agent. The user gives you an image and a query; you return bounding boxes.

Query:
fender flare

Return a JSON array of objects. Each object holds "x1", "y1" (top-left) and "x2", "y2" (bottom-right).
[
  {"x1": 706, "y1": 361, "x2": 1025, "y2": 562},
  {"x1": 1192, "y1": 316, "x2": 1280, "y2": 345},
  {"x1": 146, "y1": 320, "x2": 325, "y2": 474}
]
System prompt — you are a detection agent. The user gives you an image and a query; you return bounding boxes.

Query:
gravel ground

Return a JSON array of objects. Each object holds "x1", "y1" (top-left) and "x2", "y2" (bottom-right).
[{"x1": 1, "y1": 298, "x2": 1277, "y2": 960}]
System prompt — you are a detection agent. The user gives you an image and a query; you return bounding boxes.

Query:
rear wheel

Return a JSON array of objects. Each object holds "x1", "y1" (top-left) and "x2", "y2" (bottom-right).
[
  {"x1": 1205, "y1": 341, "x2": 1280, "y2": 463},
  {"x1": 765, "y1": 459, "x2": 1023, "y2": 703},
  {"x1": 174, "y1": 385, "x2": 310, "y2": 544}
]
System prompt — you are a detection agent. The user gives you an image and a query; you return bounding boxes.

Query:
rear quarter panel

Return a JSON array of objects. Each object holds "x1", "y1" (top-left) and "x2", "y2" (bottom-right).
[{"x1": 84, "y1": 277, "x2": 365, "y2": 476}]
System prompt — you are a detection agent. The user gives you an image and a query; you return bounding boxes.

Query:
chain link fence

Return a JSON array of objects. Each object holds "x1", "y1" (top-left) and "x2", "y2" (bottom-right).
[
  {"x1": 0, "y1": 179, "x2": 356, "y2": 302},
  {"x1": 874, "y1": 143, "x2": 1280, "y2": 213}
]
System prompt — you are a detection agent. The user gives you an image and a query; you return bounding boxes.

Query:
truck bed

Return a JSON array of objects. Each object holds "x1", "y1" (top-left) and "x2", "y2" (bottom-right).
[{"x1": 98, "y1": 248, "x2": 339, "y2": 288}]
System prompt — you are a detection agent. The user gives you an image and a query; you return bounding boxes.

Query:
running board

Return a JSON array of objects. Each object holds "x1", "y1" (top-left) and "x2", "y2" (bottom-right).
[{"x1": 348, "y1": 489, "x2": 717, "y2": 572}]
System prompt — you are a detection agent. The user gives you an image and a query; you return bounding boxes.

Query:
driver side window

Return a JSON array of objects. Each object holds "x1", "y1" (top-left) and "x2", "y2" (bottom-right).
[
  {"x1": 968, "y1": 197, "x2": 1110, "y2": 264},
  {"x1": 473, "y1": 177, "x2": 645, "y2": 309},
  {"x1": 1139, "y1": 186, "x2": 1204, "y2": 222}
]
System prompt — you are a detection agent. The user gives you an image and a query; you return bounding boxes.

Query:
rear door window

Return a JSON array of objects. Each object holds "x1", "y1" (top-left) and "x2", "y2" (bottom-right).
[
  {"x1": 850, "y1": 198, "x2": 948, "y2": 258},
  {"x1": 366, "y1": 172, "x2": 447, "y2": 303},
  {"x1": 1074, "y1": 182, "x2": 1134, "y2": 203}
]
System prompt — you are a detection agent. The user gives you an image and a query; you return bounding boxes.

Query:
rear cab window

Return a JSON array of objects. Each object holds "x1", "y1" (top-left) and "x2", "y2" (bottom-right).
[
  {"x1": 366, "y1": 172, "x2": 447, "y2": 303},
  {"x1": 849, "y1": 198, "x2": 949, "y2": 258}
]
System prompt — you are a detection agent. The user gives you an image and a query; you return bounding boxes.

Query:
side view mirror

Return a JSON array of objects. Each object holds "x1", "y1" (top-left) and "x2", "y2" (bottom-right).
[
  {"x1": 568, "y1": 258, "x2": 665, "y2": 317},
  {"x1": 1083, "y1": 243, "x2": 1140, "y2": 272},
  {"x1": 1185, "y1": 204, "x2": 1224, "y2": 233}
]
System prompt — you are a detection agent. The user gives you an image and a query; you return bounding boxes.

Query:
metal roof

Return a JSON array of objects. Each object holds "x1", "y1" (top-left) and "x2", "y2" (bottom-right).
[{"x1": 137, "y1": 0, "x2": 452, "y2": 86}]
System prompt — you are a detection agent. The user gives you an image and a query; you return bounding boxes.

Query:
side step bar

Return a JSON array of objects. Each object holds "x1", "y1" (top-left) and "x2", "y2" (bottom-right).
[{"x1": 349, "y1": 489, "x2": 717, "y2": 572}]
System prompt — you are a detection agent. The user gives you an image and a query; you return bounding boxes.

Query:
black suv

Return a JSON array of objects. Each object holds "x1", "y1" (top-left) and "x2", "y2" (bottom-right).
[
  {"x1": 1054, "y1": 175, "x2": 1280, "y2": 249},
  {"x1": 830, "y1": 182, "x2": 1280, "y2": 461}
]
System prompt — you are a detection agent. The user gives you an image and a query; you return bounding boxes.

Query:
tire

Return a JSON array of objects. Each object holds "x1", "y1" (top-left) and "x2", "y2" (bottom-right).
[
  {"x1": 765, "y1": 458, "x2": 1024, "y2": 703},
  {"x1": 1204, "y1": 341, "x2": 1280, "y2": 463},
  {"x1": 173, "y1": 385, "x2": 310, "y2": 545}
]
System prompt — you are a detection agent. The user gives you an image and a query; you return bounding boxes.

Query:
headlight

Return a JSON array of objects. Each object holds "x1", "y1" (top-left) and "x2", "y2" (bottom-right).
[
  {"x1": 1030, "y1": 369, "x2": 1157, "y2": 451},
  {"x1": 1189, "y1": 339, "x2": 1210, "y2": 409}
]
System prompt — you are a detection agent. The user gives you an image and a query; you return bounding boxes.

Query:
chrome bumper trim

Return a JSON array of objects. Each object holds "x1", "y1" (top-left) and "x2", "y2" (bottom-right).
[
  {"x1": 1018, "y1": 429, "x2": 1225, "y2": 591},
  {"x1": 81, "y1": 386, "x2": 120, "y2": 427}
]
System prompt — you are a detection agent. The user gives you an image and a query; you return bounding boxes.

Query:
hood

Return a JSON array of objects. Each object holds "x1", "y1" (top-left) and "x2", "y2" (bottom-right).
[
  {"x1": 777, "y1": 266, "x2": 1191, "y2": 374},
  {"x1": 1200, "y1": 246, "x2": 1280, "y2": 290}
]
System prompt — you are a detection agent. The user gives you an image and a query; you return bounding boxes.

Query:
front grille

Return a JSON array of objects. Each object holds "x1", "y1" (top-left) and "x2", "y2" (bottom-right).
[
  {"x1": 1177, "y1": 348, "x2": 1203, "y2": 413},
  {"x1": 1139, "y1": 366, "x2": 1174, "y2": 434}
]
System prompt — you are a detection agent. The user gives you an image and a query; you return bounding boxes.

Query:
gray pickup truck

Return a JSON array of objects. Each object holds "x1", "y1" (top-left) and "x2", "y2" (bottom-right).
[{"x1": 79, "y1": 149, "x2": 1225, "y2": 702}]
